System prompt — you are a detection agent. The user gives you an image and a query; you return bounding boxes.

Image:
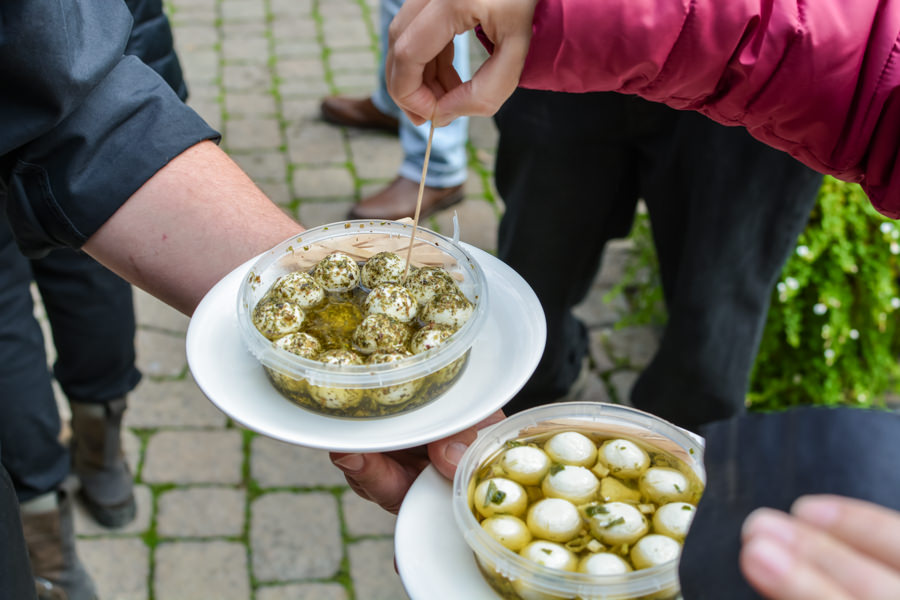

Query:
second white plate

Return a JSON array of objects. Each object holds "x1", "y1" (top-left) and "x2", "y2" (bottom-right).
[{"x1": 186, "y1": 245, "x2": 546, "y2": 452}]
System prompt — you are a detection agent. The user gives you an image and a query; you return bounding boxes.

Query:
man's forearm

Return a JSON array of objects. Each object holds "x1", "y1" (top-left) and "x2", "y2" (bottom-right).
[{"x1": 83, "y1": 141, "x2": 304, "y2": 315}]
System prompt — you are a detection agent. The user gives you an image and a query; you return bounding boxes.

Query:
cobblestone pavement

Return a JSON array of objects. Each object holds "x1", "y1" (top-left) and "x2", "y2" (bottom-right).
[{"x1": 44, "y1": 0, "x2": 659, "y2": 598}]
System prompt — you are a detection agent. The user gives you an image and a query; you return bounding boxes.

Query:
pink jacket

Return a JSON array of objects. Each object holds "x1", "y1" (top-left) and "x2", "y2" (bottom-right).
[{"x1": 512, "y1": 0, "x2": 900, "y2": 217}]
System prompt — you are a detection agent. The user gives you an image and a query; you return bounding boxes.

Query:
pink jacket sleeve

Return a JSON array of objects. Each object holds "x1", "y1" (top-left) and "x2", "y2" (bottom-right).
[{"x1": 514, "y1": 0, "x2": 900, "y2": 216}]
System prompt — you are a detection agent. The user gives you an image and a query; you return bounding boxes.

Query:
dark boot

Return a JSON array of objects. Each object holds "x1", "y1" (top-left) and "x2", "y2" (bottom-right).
[
  {"x1": 70, "y1": 398, "x2": 136, "y2": 528},
  {"x1": 21, "y1": 489, "x2": 98, "y2": 600}
]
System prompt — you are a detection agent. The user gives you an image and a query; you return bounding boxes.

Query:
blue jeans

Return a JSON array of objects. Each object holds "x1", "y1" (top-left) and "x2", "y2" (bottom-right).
[{"x1": 372, "y1": 0, "x2": 469, "y2": 188}]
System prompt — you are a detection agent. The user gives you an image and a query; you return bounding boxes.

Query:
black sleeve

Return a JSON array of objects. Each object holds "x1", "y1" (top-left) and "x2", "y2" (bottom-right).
[{"x1": 0, "y1": 0, "x2": 219, "y2": 256}]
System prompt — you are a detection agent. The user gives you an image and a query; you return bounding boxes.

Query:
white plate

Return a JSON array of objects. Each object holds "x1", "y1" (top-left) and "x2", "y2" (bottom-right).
[
  {"x1": 395, "y1": 465, "x2": 500, "y2": 599},
  {"x1": 186, "y1": 245, "x2": 546, "y2": 452}
]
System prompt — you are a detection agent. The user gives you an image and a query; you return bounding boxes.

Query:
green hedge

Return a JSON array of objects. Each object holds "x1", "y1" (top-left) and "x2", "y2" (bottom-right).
[{"x1": 609, "y1": 177, "x2": 900, "y2": 411}]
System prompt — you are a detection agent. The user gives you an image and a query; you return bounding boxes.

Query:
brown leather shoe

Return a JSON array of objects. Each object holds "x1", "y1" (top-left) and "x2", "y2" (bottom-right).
[
  {"x1": 320, "y1": 96, "x2": 399, "y2": 133},
  {"x1": 348, "y1": 176, "x2": 464, "y2": 220}
]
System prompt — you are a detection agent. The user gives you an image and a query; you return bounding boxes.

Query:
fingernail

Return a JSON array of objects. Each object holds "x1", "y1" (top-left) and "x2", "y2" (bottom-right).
[
  {"x1": 744, "y1": 537, "x2": 793, "y2": 578},
  {"x1": 444, "y1": 442, "x2": 468, "y2": 466},
  {"x1": 792, "y1": 495, "x2": 840, "y2": 527},
  {"x1": 742, "y1": 508, "x2": 795, "y2": 547},
  {"x1": 333, "y1": 454, "x2": 365, "y2": 472}
]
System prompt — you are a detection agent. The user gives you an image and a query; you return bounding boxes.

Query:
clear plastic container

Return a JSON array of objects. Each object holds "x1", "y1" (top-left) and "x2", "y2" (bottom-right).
[
  {"x1": 452, "y1": 402, "x2": 705, "y2": 600},
  {"x1": 237, "y1": 220, "x2": 488, "y2": 418}
]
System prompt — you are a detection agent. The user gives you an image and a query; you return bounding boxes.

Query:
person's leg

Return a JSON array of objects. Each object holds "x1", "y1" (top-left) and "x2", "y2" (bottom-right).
[
  {"x1": 495, "y1": 90, "x2": 673, "y2": 414},
  {"x1": 0, "y1": 455, "x2": 38, "y2": 600},
  {"x1": 31, "y1": 249, "x2": 141, "y2": 528},
  {"x1": 634, "y1": 110, "x2": 822, "y2": 432}
]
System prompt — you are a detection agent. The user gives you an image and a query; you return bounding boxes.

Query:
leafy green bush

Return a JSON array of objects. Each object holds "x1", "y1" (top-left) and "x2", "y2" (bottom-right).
[{"x1": 609, "y1": 177, "x2": 900, "y2": 411}]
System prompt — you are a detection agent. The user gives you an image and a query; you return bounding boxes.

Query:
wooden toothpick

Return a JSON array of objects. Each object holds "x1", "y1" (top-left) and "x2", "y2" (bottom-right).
[{"x1": 402, "y1": 121, "x2": 435, "y2": 282}]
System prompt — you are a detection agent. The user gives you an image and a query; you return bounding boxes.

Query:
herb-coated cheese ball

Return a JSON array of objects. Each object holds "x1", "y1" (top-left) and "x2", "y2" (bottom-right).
[
  {"x1": 360, "y1": 251, "x2": 407, "y2": 289},
  {"x1": 518, "y1": 541, "x2": 578, "y2": 572},
  {"x1": 587, "y1": 502, "x2": 648, "y2": 546},
  {"x1": 652, "y1": 502, "x2": 696, "y2": 542},
  {"x1": 366, "y1": 352, "x2": 422, "y2": 405},
  {"x1": 480, "y1": 515, "x2": 532, "y2": 552},
  {"x1": 578, "y1": 552, "x2": 633, "y2": 576},
  {"x1": 351, "y1": 313, "x2": 410, "y2": 355},
  {"x1": 404, "y1": 266, "x2": 458, "y2": 306},
  {"x1": 541, "y1": 465, "x2": 600, "y2": 505},
  {"x1": 307, "y1": 349, "x2": 364, "y2": 409},
  {"x1": 273, "y1": 331, "x2": 321, "y2": 358},
  {"x1": 364, "y1": 284, "x2": 418, "y2": 323},
  {"x1": 526, "y1": 498, "x2": 583, "y2": 543},
  {"x1": 312, "y1": 252, "x2": 360, "y2": 292},
  {"x1": 409, "y1": 323, "x2": 455, "y2": 354},
  {"x1": 597, "y1": 438, "x2": 651, "y2": 479},
  {"x1": 421, "y1": 291, "x2": 473, "y2": 329},
  {"x1": 639, "y1": 467, "x2": 693, "y2": 504},
  {"x1": 630, "y1": 534, "x2": 681, "y2": 569},
  {"x1": 499, "y1": 445, "x2": 551, "y2": 486},
  {"x1": 473, "y1": 477, "x2": 528, "y2": 518},
  {"x1": 252, "y1": 301, "x2": 305, "y2": 340},
  {"x1": 544, "y1": 431, "x2": 598, "y2": 467},
  {"x1": 270, "y1": 271, "x2": 325, "y2": 308}
]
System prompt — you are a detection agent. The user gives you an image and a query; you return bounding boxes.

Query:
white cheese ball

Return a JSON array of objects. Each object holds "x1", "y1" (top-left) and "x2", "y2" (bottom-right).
[
  {"x1": 273, "y1": 332, "x2": 321, "y2": 359},
  {"x1": 351, "y1": 313, "x2": 410, "y2": 355},
  {"x1": 541, "y1": 465, "x2": 600, "y2": 505},
  {"x1": 271, "y1": 271, "x2": 325, "y2": 308},
  {"x1": 587, "y1": 502, "x2": 649, "y2": 546},
  {"x1": 518, "y1": 541, "x2": 578, "y2": 572},
  {"x1": 307, "y1": 349, "x2": 364, "y2": 409},
  {"x1": 639, "y1": 467, "x2": 693, "y2": 504},
  {"x1": 526, "y1": 498, "x2": 583, "y2": 543},
  {"x1": 597, "y1": 438, "x2": 651, "y2": 479},
  {"x1": 409, "y1": 323, "x2": 455, "y2": 354},
  {"x1": 481, "y1": 515, "x2": 532, "y2": 552},
  {"x1": 578, "y1": 552, "x2": 633, "y2": 576},
  {"x1": 404, "y1": 266, "x2": 458, "y2": 306},
  {"x1": 366, "y1": 352, "x2": 422, "y2": 406},
  {"x1": 360, "y1": 251, "x2": 407, "y2": 289},
  {"x1": 364, "y1": 284, "x2": 418, "y2": 323},
  {"x1": 252, "y1": 301, "x2": 305, "y2": 340},
  {"x1": 499, "y1": 445, "x2": 551, "y2": 486},
  {"x1": 312, "y1": 252, "x2": 360, "y2": 292},
  {"x1": 421, "y1": 291, "x2": 474, "y2": 329},
  {"x1": 630, "y1": 534, "x2": 681, "y2": 569},
  {"x1": 544, "y1": 431, "x2": 598, "y2": 467},
  {"x1": 473, "y1": 477, "x2": 528, "y2": 518},
  {"x1": 652, "y1": 502, "x2": 696, "y2": 542}
]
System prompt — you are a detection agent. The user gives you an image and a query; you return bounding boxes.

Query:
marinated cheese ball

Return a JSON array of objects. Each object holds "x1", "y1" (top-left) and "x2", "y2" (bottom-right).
[
  {"x1": 312, "y1": 252, "x2": 360, "y2": 292},
  {"x1": 630, "y1": 534, "x2": 681, "y2": 569},
  {"x1": 273, "y1": 331, "x2": 321, "y2": 358},
  {"x1": 480, "y1": 515, "x2": 532, "y2": 552},
  {"x1": 526, "y1": 498, "x2": 582, "y2": 543},
  {"x1": 404, "y1": 266, "x2": 458, "y2": 306},
  {"x1": 544, "y1": 431, "x2": 598, "y2": 467},
  {"x1": 473, "y1": 477, "x2": 528, "y2": 518},
  {"x1": 360, "y1": 251, "x2": 407, "y2": 289},
  {"x1": 421, "y1": 291, "x2": 473, "y2": 329},
  {"x1": 518, "y1": 541, "x2": 577, "y2": 572},
  {"x1": 252, "y1": 301, "x2": 305, "y2": 341},
  {"x1": 541, "y1": 465, "x2": 600, "y2": 505},
  {"x1": 409, "y1": 323, "x2": 455, "y2": 354},
  {"x1": 351, "y1": 313, "x2": 410, "y2": 355},
  {"x1": 597, "y1": 438, "x2": 650, "y2": 479},
  {"x1": 578, "y1": 552, "x2": 632, "y2": 576},
  {"x1": 499, "y1": 445, "x2": 551, "y2": 486},
  {"x1": 587, "y1": 502, "x2": 648, "y2": 546},
  {"x1": 366, "y1": 352, "x2": 422, "y2": 405},
  {"x1": 652, "y1": 502, "x2": 696, "y2": 542},
  {"x1": 270, "y1": 271, "x2": 325, "y2": 308},
  {"x1": 307, "y1": 349, "x2": 364, "y2": 409},
  {"x1": 364, "y1": 284, "x2": 418, "y2": 323},
  {"x1": 639, "y1": 467, "x2": 693, "y2": 504}
]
